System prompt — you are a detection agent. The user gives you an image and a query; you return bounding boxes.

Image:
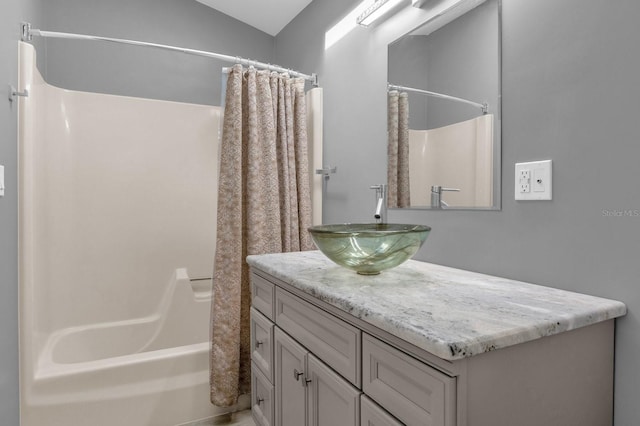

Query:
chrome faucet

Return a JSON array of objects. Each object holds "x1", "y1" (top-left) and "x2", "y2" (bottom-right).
[
  {"x1": 370, "y1": 184, "x2": 388, "y2": 224},
  {"x1": 430, "y1": 185, "x2": 460, "y2": 209}
]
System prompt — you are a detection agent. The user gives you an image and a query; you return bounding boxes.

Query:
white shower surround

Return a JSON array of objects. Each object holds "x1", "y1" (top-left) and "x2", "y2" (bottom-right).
[
  {"x1": 408, "y1": 114, "x2": 494, "y2": 207},
  {"x1": 18, "y1": 41, "x2": 245, "y2": 425}
]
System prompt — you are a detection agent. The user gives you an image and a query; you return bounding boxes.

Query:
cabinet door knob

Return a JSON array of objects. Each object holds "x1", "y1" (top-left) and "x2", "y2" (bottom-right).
[{"x1": 293, "y1": 369, "x2": 303, "y2": 381}]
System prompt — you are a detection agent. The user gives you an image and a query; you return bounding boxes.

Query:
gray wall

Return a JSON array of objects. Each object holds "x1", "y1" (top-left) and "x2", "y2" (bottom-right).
[
  {"x1": 276, "y1": 0, "x2": 640, "y2": 424},
  {"x1": 1, "y1": 1, "x2": 42, "y2": 422},
  {"x1": 40, "y1": 0, "x2": 275, "y2": 105}
]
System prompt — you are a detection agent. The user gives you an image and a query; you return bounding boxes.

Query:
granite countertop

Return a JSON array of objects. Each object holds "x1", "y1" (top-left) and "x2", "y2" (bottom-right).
[{"x1": 247, "y1": 251, "x2": 627, "y2": 361}]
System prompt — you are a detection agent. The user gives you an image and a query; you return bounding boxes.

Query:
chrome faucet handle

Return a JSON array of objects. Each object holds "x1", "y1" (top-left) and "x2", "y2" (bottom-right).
[
  {"x1": 370, "y1": 184, "x2": 388, "y2": 200},
  {"x1": 370, "y1": 184, "x2": 387, "y2": 197},
  {"x1": 431, "y1": 186, "x2": 460, "y2": 209},
  {"x1": 431, "y1": 185, "x2": 460, "y2": 193}
]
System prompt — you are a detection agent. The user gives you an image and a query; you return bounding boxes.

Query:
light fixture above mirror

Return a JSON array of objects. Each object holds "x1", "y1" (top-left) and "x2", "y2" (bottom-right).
[
  {"x1": 356, "y1": 0, "x2": 405, "y2": 27},
  {"x1": 411, "y1": 0, "x2": 429, "y2": 7}
]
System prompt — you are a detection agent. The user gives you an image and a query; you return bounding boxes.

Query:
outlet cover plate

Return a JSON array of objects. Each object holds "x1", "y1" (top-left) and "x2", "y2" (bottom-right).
[{"x1": 515, "y1": 160, "x2": 552, "y2": 200}]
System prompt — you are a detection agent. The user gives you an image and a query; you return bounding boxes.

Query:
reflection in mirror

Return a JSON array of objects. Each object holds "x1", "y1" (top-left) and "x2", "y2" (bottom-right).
[{"x1": 387, "y1": 0, "x2": 501, "y2": 210}]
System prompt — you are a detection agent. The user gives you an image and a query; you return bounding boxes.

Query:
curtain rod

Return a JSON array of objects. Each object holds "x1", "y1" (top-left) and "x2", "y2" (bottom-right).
[
  {"x1": 21, "y1": 22, "x2": 318, "y2": 87},
  {"x1": 388, "y1": 83, "x2": 487, "y2": 114}
]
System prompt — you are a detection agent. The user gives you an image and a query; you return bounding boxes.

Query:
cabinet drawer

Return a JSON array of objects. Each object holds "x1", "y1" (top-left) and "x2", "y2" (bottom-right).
[
  {"x1": 252, "y1": 273, "x2": 275, "y2": 320},
  {"x1": 251, "y1": 307, "x2": 274, "y2": 382},
  {"x1": 363, "y1": 334, "x2": 456, "y2": 426},
  {"x1": 251, "y1": 362, "x2": 274, "y2": 426},
  {"x1": 275, "y1": 287, "x2": 361, "y2": 387},
  {"x1": 361, "y1": 395, "x2": 403, "y2": 426}
]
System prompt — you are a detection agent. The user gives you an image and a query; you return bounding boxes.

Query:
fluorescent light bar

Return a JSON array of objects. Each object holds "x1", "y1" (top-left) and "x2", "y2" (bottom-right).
[
  {"x1": 325, "y1": 0, "x2": 373, "y2": 49},
  {"x1": 356, "y1": 0, "x2": 404, "y2": 27}
]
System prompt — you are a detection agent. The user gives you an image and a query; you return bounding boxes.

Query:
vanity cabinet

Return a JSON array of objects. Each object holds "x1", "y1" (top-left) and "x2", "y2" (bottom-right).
[
  {"x1": 252, "y1": 290, "x2": 361, "y2": 426},
  {"x1": 251, "y1": 273, "x2": 449, "y2": 426},
  {"x1": 249, "y1": 252, "x2": 626, "y2": 426}
]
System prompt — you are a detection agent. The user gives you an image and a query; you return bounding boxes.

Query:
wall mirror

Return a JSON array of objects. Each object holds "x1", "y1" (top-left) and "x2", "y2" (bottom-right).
[{"x1": 387, "y1": 0, "x2": 501, "y2": 210}]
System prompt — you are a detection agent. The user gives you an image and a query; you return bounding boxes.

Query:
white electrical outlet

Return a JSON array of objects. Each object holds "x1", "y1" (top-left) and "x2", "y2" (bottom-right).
[
  {"x1": 0, "y1": 165, "x2": 4, "y2": 197},
  {"x1": 518, "y1": 169, "x2": 531, "y2": 193},
  {"x1": 515, "y1": 160, "x2": 552, "y2": 200}
]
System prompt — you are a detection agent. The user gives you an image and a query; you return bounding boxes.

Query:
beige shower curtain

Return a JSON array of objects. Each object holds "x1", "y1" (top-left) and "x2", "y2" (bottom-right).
[
  {"x1": 387, "y1": 91, "x2": 411, "y2": 208},
  {"x1": 210, "y1": 64, "x2": 314, "y2": 406}
]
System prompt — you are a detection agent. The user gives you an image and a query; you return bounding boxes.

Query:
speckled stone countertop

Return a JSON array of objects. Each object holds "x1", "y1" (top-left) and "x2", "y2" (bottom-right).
[{"x1": 247, "y1": 251, "x2": 626, "y2": 361}]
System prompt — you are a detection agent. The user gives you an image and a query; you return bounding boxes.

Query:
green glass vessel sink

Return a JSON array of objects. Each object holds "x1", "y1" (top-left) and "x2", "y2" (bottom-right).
[{"x1": 308, "y1": 223, "x2": 431, "y2": 275}]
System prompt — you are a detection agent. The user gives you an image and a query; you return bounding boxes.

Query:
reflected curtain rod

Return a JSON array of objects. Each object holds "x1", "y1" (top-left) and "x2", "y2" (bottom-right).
[
  {"x1": 388, "y1": 83, "x2": 487, "y2": 114},
  {"x1": 21, "y1": 22, "x2": 318, "y2": 86}
]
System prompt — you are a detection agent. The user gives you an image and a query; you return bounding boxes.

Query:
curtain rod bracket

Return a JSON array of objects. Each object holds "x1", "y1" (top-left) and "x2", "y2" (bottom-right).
[
  {"x1": 311, "y1": 73, "x2": 319, "y2": 87},
  {"x1": 8, "y1": 85, "x2": 29, "y2": 102},
  {"x1": 21, "y1": 22, "x2": 32, "y2": 41}
]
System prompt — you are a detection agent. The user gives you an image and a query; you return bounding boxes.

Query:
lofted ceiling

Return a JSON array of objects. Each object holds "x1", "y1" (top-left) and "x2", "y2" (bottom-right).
[{"x1": 195, "y1": 0, "x2": 314, "y2": 36}]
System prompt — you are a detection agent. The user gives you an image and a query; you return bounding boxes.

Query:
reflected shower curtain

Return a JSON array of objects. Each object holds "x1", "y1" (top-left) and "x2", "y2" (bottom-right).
[
  {"x1": 210, "y1": 64, "x2": 314, "y2": 406},
  {"x1": 387, "y1": 91, "x2": 411, "y2": 207}
]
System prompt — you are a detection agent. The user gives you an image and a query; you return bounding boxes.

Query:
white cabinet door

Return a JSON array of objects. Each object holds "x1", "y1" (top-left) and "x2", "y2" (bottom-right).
[
  {"x1": 307, "y1": 353, "x2": 361, "y2": 426},
  {"x1": 274, "y1": 328, "x2": 307, "y2": 426}
]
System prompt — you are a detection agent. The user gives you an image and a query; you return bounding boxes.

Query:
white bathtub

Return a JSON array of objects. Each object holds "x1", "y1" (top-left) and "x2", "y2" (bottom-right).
[
  {"x1": 17, "y1": 41, "x2": 249, "y2": 425},
  {"x1": 24, "y1": 270, "x2": 247, "y2": 426}
]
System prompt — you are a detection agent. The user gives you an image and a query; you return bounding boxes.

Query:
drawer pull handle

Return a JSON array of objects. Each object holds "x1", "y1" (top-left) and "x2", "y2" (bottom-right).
[
  {"x1": 255, "y1": 340, "x2": 263, "y2": 348},
  {"x1": 257, "y1": 397, "x2": 264, "y2": 405},
  {"x1": 293, "y1": 369, "x2": 303, "y2": 381}
]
